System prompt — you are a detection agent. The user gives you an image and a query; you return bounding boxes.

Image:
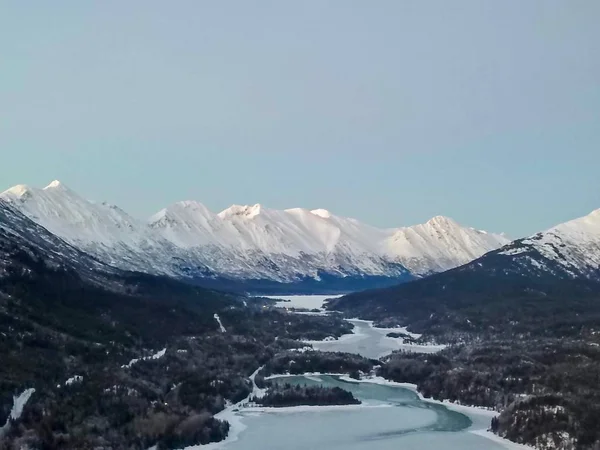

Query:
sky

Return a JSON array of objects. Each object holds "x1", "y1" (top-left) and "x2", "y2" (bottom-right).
[{"x1": 1, "y1": 1, "x2": 599, "y2": 238}]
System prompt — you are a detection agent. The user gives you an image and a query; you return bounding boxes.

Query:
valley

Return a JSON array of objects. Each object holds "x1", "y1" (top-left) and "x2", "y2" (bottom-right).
[
  {"x1": 4, "y1": 2, "x2": 597, "y2": 449},
  {"x1": 2, "y1": 192, "x2": 600, "y2": 449}
]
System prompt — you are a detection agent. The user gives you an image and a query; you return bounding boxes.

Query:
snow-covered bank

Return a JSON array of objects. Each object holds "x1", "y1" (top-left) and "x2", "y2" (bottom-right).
[
  {"x1": 340, "y1": 375, "x2": 497, "y2": 417},
  {"x1": 214, "y1": 314, "x2": 226, "y2": 333},
  {"x1": 183, "y1": 368, "x2": 533, "y2": 450},
  {"x1": 121, "y1": 347, "x2": 167, "y2": 369},
  {"x1": 471, "y1": 429, "x2": 535, "y2": 450},
  {"x1": 264, "y1": 372, "x2": 348, "y2": 381},
  {"x1": 249, "y1": 367, "x2": 266, "y2": 399},
  {"x1": 181, "y1": 366, "x2": 265, "y2": 450},
  {"x1": 240, "y1": 402, "x2": 392, "y2": 414},
  {"x1": 181, "y1": 369, "x2": 388, "y2": 450},
  {"x1": 0, "y1": 388, "x2": 35, "y2": 437},
  {"x1": 337, "y1": 375, "x2": 535, "y2": 450}
]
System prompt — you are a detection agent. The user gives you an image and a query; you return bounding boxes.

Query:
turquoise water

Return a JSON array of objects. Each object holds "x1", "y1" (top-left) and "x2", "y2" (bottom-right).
[
  {"x1": 221, "y1": 375, "x2": 505, "y2": 450},
  {"x1": 210, "y1": 297, "x2": 506, "y2": 450}
]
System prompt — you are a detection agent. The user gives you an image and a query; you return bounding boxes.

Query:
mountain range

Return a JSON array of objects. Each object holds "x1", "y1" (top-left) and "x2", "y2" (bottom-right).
[
  {"x1": 3, "y1": 180, "x2": 600, "y2": 450},
  {"x1": 0, "y1": 180, "x2": 509, "y2": 293},
  {"x1": 329, "y1": 206, "x2": 600, "y2": 330}
]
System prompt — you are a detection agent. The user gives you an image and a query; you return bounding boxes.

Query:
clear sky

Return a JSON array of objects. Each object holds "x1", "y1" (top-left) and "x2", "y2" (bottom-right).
[{"x1": 1, "y1": 1, "x2": 599, "y2": 237}]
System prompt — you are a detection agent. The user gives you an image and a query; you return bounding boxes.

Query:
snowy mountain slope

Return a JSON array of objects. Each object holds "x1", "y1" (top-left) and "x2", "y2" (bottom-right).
[
  {"x1": 330, "y1": 207, "x2": 600, "y2": 322},
  {"x1": 151, "y1": 202, "x2": 508, "y2": 277},
  {"x1": 1, "y1": 181, "x2": 509, "y2": 290},
  {"x1": 0, "y1": 200, "x2": 116, "y2": 283},
  {"x1": 490, "y1": 208, "x2": 600, "y2": 280},
  {"x1": 1, "y1": 181, "x2": 184, "y2": 276},
  {"x1": 149, "y1": 202, "x2": 409, "y2": 281},
  {"x1": 386, "y1": 215, "x2": 510, "y2": 275}
]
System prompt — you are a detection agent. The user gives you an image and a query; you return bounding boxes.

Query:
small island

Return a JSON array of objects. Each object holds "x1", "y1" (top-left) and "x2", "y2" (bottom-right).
[
  {"x1": 386, "y1": 332, "x2": 418, "y2": 344},
  {"x1": 251, "y1": 383, "x2": 361, "y2": 407}
]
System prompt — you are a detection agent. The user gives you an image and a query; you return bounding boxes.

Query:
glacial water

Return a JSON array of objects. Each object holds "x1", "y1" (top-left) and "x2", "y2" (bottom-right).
[
  {"x1": 206, "y1": 296, "x2": 519, "y2": 450},
  {"x1": 220, "y1": 375, "x2": 510, "y2": 450}
]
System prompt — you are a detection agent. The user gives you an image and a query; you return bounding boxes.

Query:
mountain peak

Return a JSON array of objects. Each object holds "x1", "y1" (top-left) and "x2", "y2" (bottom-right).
[
  {"x1": 311, "y1": 209, "x2": 332, "y2": 219},
  {"x1": 2, "y1": 184, "x2": 32, "y2": 198},
  {"x1": 425, "y1": 215, "x2": 458, "y2": 228},
  {"x1": 219, "y1": 204, "x2": 263, "y2": 219},
  {"x1": 44, "y1": 180, "x2": 64, "y2": 189},
  {"x1": 43, "y1": 180, "x2": 75, "y2": 194}
]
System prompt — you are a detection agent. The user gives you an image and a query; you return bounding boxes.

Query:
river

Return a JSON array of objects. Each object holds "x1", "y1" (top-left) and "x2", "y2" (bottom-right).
[{"x1": 188, "y1": 295, "x2": 529, "y2": 450}]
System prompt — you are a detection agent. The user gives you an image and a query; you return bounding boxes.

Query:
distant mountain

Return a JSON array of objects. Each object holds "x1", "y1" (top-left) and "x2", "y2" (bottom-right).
[
  {"x1": 0, "y1": 199, "x2": 113, "y2": 283},
  {"x1": 328, "y1": 208, "x2": 600, "y2": 336},
  {"x1": 384, "y1": 215, "x2": 510, "y2": 275},
  {"x1": 0, "y1": 181, "x2": 509, "y2": 292},
  {"x1": 492, "y1": 208, "x2": 600, "y2": 280}
]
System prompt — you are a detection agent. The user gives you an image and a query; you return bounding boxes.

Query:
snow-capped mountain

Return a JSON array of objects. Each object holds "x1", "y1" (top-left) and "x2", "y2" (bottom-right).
[
  {"x1": 0, "y1": 181, "x2": 510, "y2": 291},
  {"x1": 150, "y1": 202, "x2": 508, "y2": 279},
  {"x1": 385, "y1": 215, "x2": 510, "y2": 275},
  {"x1": 0, "y1": 181, "x2": 184, "y2": 276},
  {"x1": 0, "y1": 199, "x2": 115, "y2": 283},
  {"x1": 330, "y1": 207, "x2": 600, "y2": 321},
  {"x1": 490, "y1": 208, "x2": 600, "y2": 280}
]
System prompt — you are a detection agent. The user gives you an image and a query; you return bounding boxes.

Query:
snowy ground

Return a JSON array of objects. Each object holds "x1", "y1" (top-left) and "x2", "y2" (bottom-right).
[
  {"x1": 214, "y1": 314, "x2": 227, "y2": 333},
  {"x1": 121, "y1": 347, "x2": 167, "y2": 369},
  {"x1": 0, "y1": 388, "x2": 35, "y2": 438}
]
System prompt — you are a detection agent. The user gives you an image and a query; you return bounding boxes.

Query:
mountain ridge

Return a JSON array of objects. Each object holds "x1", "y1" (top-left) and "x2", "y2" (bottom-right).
[
  {"x1": 328, "y1": 206, "x2": 600, "y2": 327},
  {"x1": 0, "y1": 180, "x2": 510, "y2": 292}
]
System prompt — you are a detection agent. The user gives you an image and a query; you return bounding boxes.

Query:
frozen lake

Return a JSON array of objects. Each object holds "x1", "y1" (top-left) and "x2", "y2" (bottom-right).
[
  {"x1": 265, "y1": 294, "x2": 445, "y2": 358},
  {"x1": 210, "y1": 375, "x2": 518, "y2": 450},
  {"x1": 305, "y1": 318, "x2": 446, "y2": 359},
  {"x1": 206, "y1": 295, "x2": 521, "y2": 450},
  {"x1": 266, "y1": 294, "x2": 341, "y2": 311}
]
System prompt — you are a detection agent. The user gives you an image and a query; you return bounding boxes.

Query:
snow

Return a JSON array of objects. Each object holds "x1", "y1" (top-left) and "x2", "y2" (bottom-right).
[
  {"x1": 65, "y1": 375, "x2": 83, "y2": 385},
  {"x1": 338, "y1": 377, "x2": 535, "y2": 450},
  {"x1": 0, "y1": 181, "x2": 509, "y2": 282},
  {"x1": 385, "y1": 215, "x2": 510, "y2": 275},
  {"x1": 499, "y1": 247, "x2": 529, "y2": 256},
  {"x1": 265, "y1": 372, "x2": 350, "y2": 381},
  {"x1": 249, "y1": 367, "x2": 266, "y2": 399},
  {"x1": 45, "y1": 180, "x2": 63, "y2": 189},
  {"x1": 492, "y1": 207, "x2": 600, "y2": 279},
  {"x1": 214, "y1": 314, "x2": 226, "y2": 333},
  {"x1": 310, "y1": 208, "x2": 332, "y2": 219},
  {"x1": 8, "y1": 388, "x2": 35, "y2": 421},
  {"x1": 470, "y1": 430, "x2": 536, "y2": 449},
  {"x1": 0, "y1": 388, "x2": 35, "y2": 437},
  {"x1": 121, "y1": 348, "x2": 167, "y2": 368}
]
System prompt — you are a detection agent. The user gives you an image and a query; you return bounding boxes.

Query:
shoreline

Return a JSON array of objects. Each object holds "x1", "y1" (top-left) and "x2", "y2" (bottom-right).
[
  {"x1": 336, "y1": 375, "x2": 535, "y2": 450},
  {"x1": 304, "y1": 317, "x2": 447, "y2": 356},
  {"x1": 186, "y1": 371, "x2": 534, "y2": 450},
  {"x1": 185, "y1": 297, "x2": 532, "y2": 450}
]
